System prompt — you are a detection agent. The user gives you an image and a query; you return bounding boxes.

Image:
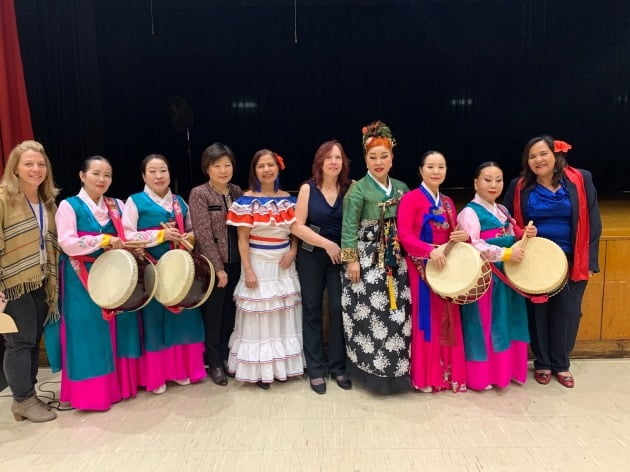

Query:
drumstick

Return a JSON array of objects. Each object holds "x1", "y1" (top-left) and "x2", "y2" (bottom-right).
[
  {"x1": 105, "y1": 240, "x2": 147, "y2": 249},
  {"x1": 122, "y1": 240, "x2": 149, "y2": 248},
  {"x1": 105, "y1": 241, "x2": 147, "y2": 248},
  {"x1": 443, "y1": 224, "x2": 462, "y2": 257},
  {"x1": 160, "y1": 222, "x2": 194, "y2": 251},
  {"x1": 520, "y1": 221, "x2": 534, "y2": 250}
]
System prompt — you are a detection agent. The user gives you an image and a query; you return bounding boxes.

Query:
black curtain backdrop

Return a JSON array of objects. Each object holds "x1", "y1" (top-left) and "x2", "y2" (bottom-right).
[{"x1": 14, "y1": 0, "x2": 630, "y2": 201}]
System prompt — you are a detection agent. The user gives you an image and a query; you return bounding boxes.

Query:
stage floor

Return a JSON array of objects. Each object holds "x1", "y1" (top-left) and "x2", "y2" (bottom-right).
[{"x1": 2, "y1": 360, "x2": 630, "y2": 471}]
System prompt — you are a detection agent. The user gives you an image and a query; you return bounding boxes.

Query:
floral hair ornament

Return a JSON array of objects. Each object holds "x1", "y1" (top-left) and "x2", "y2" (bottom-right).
[
  {"x1": 362, "y1": 120, "x2": 397, "y2": 151},
  {"x1": 275, "y1": 153, "x2": 286, "y2": 170},
  {"x1": 553, "y1": 140, "x2": 572, "y2": 153}
]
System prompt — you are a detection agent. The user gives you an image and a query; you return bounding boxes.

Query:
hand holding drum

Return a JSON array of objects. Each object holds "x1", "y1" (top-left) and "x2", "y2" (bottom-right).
[
  {"x1": 425, "y1": 241, "x2": 492, "y2": 305},
  {"x1": 510, "y1": 220, "x2": 538, "y2": 262},
  {"x1": 509, "y1": 221, "x2": 537, "y2": 263},
  {"x1": 429, "y1": 226, "x2": 469, "y2": 270},
  {"x1": 160, "y1": 222, "x2": 194, "y2": 251}
]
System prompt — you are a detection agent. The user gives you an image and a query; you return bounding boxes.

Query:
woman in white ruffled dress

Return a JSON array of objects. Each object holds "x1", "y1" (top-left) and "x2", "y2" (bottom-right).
[{"x1": 225, "y1": 149, "x2": 304, "y2": 389}]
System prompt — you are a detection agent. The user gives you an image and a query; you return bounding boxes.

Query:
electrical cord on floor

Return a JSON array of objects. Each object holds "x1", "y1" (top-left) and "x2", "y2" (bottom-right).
[
  {"x1": 37, "y1": 381, "x2": 74, "y2": 412},
  {"x1": 0, "y1": 381, "x2": 74, "y2": 412}
]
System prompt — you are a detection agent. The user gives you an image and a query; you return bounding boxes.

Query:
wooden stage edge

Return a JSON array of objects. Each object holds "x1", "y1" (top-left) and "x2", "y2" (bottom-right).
[{"x1": 572, "y1": 340, "x2": 630, "y2": 359}]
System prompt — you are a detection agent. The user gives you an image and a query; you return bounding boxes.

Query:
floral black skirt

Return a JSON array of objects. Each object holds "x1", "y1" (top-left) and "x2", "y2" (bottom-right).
[{"x1": 341, "y1": 221, "x2": 412, "y2": 394}]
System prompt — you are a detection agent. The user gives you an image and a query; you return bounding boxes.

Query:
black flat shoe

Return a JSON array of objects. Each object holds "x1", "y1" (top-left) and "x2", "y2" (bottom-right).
[
  {"x1": 209, "y1": 367, "x2": 228, "y2": 386},
  {"x1": 256, "y1": 381, "x2": 270, "y2": 390},
  {"x1": 309, "y1": 378, "x2": 326, "y2": 395},
  {"x1": 333, "y1": 374, "x2": 352, "y2": 390}
]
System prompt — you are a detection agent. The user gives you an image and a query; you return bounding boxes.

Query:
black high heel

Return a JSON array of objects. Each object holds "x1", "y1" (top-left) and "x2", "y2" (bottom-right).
[{"x1": 256, "y1": 380, "x2": 270, "y2": 390}]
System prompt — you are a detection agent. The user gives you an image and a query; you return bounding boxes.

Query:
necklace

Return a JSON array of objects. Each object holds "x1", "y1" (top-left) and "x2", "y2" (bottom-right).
[{"x1": 210, "y1": 183, "x2": 232, "y2": 207}]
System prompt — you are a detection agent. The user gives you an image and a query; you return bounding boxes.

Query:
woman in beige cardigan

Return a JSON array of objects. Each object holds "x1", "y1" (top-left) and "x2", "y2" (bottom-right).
[{"x1": 0, "y1": 140, "x2": 59, "y2": 422}]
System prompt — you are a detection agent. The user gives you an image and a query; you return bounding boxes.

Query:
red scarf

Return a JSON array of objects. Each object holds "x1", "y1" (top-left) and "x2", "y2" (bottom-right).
[{"x1": 512, "y1": 166, "x2": 590, "y2": 281}]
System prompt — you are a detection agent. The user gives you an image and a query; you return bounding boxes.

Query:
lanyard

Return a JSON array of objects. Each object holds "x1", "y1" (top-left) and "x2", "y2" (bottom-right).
[{"x1": 26, "y1": 196, "x2": 45, "y2": 250}]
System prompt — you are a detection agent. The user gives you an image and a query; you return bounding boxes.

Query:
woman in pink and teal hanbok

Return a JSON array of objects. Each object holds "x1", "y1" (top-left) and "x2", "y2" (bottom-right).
[
  {"x1": 123, "y1": 154, "x2": 206, "y2": 394},
  {"x1": 457, "y1": 162, "x2": 535, "y2": 390},
  {"x1": 51, "y1": 156, "x2": 141, "y2": 410}
]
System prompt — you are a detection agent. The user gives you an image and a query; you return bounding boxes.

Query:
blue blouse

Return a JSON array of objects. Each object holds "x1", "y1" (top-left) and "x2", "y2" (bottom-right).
[{"x1": 527, "y1": 183, "x2": 572, "y2": 252}]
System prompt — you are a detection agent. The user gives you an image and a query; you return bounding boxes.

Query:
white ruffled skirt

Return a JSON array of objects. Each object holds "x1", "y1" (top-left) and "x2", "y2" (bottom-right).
[{"x1": 227, "y1": 247, "x2": 304, "y2": 382}]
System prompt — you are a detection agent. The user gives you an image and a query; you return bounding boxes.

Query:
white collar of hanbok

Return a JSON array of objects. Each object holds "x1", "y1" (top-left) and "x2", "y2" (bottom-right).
[
  {"x1": 78, "y1": 187, "x2": 108, "y2": 219},
  {"x1": 144, "y1": 185, "x2": 173, "y2": 210},
  {"x1": 473, "y1": 193, "x2": 502, "y2": 217},
  {"x1": 421, "y1": 182, "x2": 441, "y2": 206},
  {"x1": 367, "y1": 171, "x2": 392, "y2": 196}
]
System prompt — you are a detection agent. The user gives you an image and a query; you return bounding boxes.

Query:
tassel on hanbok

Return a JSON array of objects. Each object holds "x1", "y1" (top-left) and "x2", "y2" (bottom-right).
[{"x1": 387, "y1": 268, "x2": 397, "y2": 310}]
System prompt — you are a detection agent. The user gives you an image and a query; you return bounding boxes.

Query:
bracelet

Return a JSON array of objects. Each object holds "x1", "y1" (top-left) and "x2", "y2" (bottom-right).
[{"x1": 341, "y1": 248, "x2": 359, "y2": 263}]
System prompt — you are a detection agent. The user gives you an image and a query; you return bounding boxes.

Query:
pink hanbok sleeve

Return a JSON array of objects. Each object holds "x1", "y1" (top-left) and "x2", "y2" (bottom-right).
[
  {"x1": 397, "y1": 191, "x2": 435, "y2": 259},
  {"x1": 457, "y1": 206, "x2": 506, "y2": 262},
  {"x1": 122, "y1": 197, "x2": 163, "y2": 247},
  {"x1": 183, "y1": 201, "x2": 194, "y2": 233},
  {"x1": 56, "y1": 200, "x2": 109, "y2": 256}
]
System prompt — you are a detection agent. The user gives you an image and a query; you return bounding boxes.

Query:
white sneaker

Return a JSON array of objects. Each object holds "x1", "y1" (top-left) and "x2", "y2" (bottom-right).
[
  {"x1": 483, "y1": 384, "x2": 494, "y2": 391},
  {"x1": 418, "y1": 386, "x2": 433, "y2": 393},
  {"x1": 174, "y1": 378, "x2": 190, "y2": 386},
  {"x1": 152, "y1": 384, "x2": 167, "y2": 394}
]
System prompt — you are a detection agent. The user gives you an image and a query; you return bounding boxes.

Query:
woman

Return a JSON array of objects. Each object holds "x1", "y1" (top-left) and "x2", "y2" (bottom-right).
[
  {"x1": 397, "y1": 150, "x2": 468, "y2": 393},
  {"x1": 457, "y1": 162, "x2": 536, "y2": 391},
  {"x1": 293, "y1": 140, "x2": 352, "y2": 394},
  {"x1": 189, "y1": 143, "x2": 243, "y2": 386},
  {"x1": 504, "y1": 136, "x2": 601, "y2": 388},
  {"x1": 0, "y1": 140, "x2": 58, "y2": 422},
  {"x1": 52, "y1": 156, "x2": 142, "y2": 410},
  {"x1": 340, "y1": 121, "x2": 411, "y2": 394},
  {"x1": 123, "y1": 154, "x2": 206, "y2": 394},
  {"x1": 226, "y1": 150, "x2": 303, "y2": 389}
]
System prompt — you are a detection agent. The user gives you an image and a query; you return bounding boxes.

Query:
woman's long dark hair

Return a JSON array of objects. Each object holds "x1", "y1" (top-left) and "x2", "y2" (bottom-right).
[
  {"x1": 248, "y1": 149, "x2": 280, "y2": 192},
  {"x1": 520, "y1": 135, "x2": 567, "y2": 188}
]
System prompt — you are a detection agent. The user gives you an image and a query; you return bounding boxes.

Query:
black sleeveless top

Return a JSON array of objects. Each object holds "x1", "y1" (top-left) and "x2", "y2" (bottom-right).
[{"x1": 305, "y1": 180, "x2": 343, "y2": 246}]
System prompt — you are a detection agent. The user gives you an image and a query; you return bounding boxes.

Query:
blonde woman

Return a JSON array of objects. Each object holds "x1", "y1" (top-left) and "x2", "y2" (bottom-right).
[{"x1": 0, "y1": 140, "x2": 59, "y2": 422}]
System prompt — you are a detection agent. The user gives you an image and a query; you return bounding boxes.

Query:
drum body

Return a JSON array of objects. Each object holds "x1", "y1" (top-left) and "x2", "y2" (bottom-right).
[
  {"x1": 154, "y1": 249, "x2": 215, "y2": 309},
  {"x1": 88, "y1": 249, "x2": 157, "y2": 312},
  {"x1": 504, "y1": 236, "x2": 568, "y2": 295},
  {"x1": 424, "y1": 242, "x2": 491, "y2": 304}
]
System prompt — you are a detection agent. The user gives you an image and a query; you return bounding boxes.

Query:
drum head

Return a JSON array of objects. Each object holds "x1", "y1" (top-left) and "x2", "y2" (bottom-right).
[
  {"x1": 504, "y1": 237, "x2": 568, "y2": 294},
  {"x1": 425, "y1": 242, "x2": 482, "y2": 298},
  {"x1": 88, "y1": 249, "x2": 139, "y2": 309},
  {"x1": 154, "y1": 249, "x2": 195, "y2": 306}
]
